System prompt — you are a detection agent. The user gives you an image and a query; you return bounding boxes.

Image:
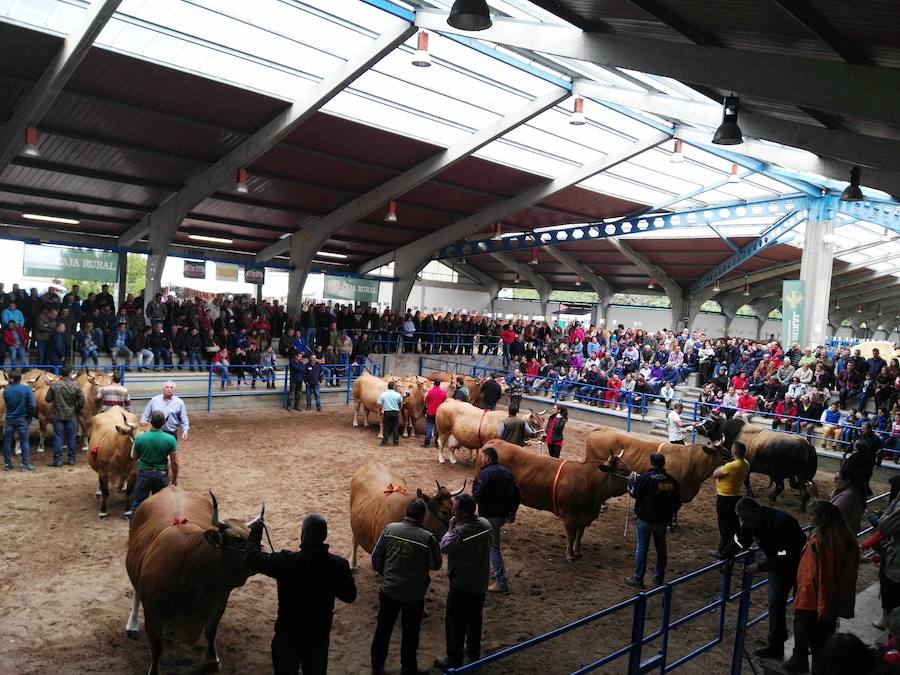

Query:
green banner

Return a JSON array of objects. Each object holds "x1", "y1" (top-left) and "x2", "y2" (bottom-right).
[
  {"x1": 781, "y1": 280, "x2": 805, "y2": 348},
  {"x1": 323, "y1": 274, "x2": 380, "y2": 303},
  {"x1": 23, "y1": 244, "x2": 118, "y2": 283}
]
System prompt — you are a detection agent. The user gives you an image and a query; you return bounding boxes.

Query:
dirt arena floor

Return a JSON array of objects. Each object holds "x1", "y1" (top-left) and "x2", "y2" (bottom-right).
[{"x1": 0, "y1": 405, "x2": 886, "y2": 675}]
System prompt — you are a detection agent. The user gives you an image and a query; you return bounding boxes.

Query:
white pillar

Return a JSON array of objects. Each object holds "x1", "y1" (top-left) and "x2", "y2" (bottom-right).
[{"x1": 799, "y1": 218, "x2": 835, "y2": 347}]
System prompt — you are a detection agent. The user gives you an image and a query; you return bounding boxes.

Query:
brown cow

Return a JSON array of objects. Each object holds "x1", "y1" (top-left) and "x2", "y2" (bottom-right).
[
  {"x1": 125, "y1": 486, "x2": 258, "y2": 675},
  {"x1": 427, "y1": 371, "x2": 485, "y2": 406},
  {"x1": 477, "y1": 439, "x2": 630, "y2": 561},
  {"x1": 87, "y1": 406, "x2": 151, "y2": 518},
  {"x1": 22, "y1": 369, "x2": 59, "y2": 453},
  {"x1": 400, "y1": 376, "x2": 457, "y2": 437},
  {"x1": 349, "y1": 461, "x2": 465, "y2": 569},
  {"x1": 584, "y1": 425, "x2": 730, "y2": 526},
  {"x1": 75, "y1": 368, "x2": 112, "y2": 450},
  {"x1": 352, "y1": 373, "x2": 417, "y2": 438},
  {"x1": 435, "y1": 399, "x2": 545, "y2": 464}
]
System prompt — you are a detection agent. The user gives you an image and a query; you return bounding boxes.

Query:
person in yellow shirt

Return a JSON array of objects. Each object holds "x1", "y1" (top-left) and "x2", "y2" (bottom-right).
[{"x1": 712, "y1": 441, "x2": 750, "y2": 558}]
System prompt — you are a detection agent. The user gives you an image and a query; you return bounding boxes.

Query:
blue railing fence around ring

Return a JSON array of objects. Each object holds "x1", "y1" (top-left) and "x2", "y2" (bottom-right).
[{"x1": 445, "y1": 490, "x2": 891, "y2": 675}]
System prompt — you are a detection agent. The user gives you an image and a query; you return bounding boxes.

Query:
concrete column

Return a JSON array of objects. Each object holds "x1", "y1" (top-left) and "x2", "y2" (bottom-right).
[
  {"x1": 723, "y1": 311, "x2": 737, "y2": 336},
  {"x1": 144, "y1": 210, "x2": 179, "y2": 304},
  {"x1": 116, "y1": 250, "x2": 128, "y2": 307},
  {"x1": 799, "y1": 218, "x2": 835, "y2": 347},
  {"x1": 287, "y1": 240, "x2": 315, "y2": 316},
  {"x1": 755, "y1": 316, "x2": 767, "y2": 341},
  {"x1": 591, "y1": 296, "x2": 611, "y2": 330},
  {"x1": 669, "y1": 296, "x2": 685, "y2": 332},
  {"x1": 391, "y1": 255, "x2": 419, "y2": 314},
  {"x1": 144, "y1": 251, "x2": 166, "y2": 306}
]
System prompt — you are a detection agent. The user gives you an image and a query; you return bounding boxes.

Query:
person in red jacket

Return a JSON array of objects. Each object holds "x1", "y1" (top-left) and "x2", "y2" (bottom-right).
[
  {"x1": 605, "y1": 374, "x2": 622, "y2": 410},
  {"x1": 499, "y1": 326, "x2": 516, "y2": 367},
  {"x1": 3, "y1": 320, "x2": 29, "y2": 368},
  {"x1": 423, "y1": 379, "x2": 447, "y2": 448},
  {"x1": 772, "y1": 394, "x2": 798, "y2": 430}
]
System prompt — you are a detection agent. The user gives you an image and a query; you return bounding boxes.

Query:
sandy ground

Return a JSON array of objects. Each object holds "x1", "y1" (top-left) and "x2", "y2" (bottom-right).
[{"x1": 0, "y1": 406, "x2": 885, "y2": 675}]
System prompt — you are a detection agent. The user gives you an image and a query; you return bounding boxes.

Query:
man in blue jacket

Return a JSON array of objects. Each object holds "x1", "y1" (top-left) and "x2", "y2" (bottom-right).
[
  {"x1": 47, "y1": 322, "x2": 68, "y2": 367},
  {"x1": 3, "y1": 371, "x2": 37, "y2": 471},
  {"x1": 302, "y1": 353, "x2": 323, "y2": 412},
  {"x1": 473, "y1": 446, "x2": 521, "y2": 593},
  {"x1": 286, "y1": 353, "x2": 304, "y2": 411}
]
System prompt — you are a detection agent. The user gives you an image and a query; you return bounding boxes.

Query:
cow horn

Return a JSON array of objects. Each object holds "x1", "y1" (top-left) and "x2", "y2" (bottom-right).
[
  {"x1": 209, "y1": 490, "x2": 225, "y2": 529},
  {"x1": 435, "y1": 480, "x2": 442, "y2": 492},
  {"x1": 120, "y1": 411, "x2": 135, "y2": 429},
  {"x1": 246, "y1": 502, "x2": 265, "y2": 527},
  {"x1": 617, "y1": 447, "x2": 625, "y2": 458},
  {"x1": 537, "y1": 408, "x2": 547, "y2": 415},
  {"x1": 450, "y1": 479, "x2": 467, "y2": 497}
]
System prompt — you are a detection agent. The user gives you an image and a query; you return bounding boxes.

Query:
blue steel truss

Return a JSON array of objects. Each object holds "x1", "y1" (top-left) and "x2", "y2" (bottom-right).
[
  {"x1": 435, "y1": 194, "x2": 808, "y2": 260},
  {"x1": 688, "y1": 209, "x2": 808, "y2": 293},
  {"x1": 831, "y1": 199, "x2": 900, "y2": 233}
]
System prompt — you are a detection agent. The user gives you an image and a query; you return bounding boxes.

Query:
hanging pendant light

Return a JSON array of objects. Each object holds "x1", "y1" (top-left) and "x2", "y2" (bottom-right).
[
  {"x1": 570, "y1": 97, "x2": 586, "y2": 126},
  {"x1": 742, "y1": 275, "x2": 750, "y2": 296},
  {"x1": 411, "y1": 31, "x2": 431, "y2": 67},
  {"x1": 712, "y1": 96, "x2": 743, "y2": 145},
  {"x1": 840, "y1": 166, "x2": 864, "y2": 202},
  {"x1": 513, "y1": 273, "x2": 520, "y2": 284},
  {"x1": 713, "y1": 279, "x2": 721, "y2": 292},
  {"x1": 835, "y1": 297, "x2": 841, "y2": 310},
  {"x1": 385, "y1": 200, "x2": 398, "y2": 223},
  {"x1": 728, "y1": 163, "x2": 740, "y2": 184},
  {"x1": 492, "y1": 222, "x2": 502, "y2": 240},
  {"x1": 529, "y1": 249, "x2": 539, "y2": 265},
  {"x1": 670, "y1": 138, "x2": 684, "y2": 163},
  {"x1": 448, "y1": 0, "x2": 492, "y2": 31},
  {"x1": 23, "y1": 126, "x2": 40, "y2": 158},
  {"x1": 647, "y1": 277, "x2": 655, "y2": 289},
  {"x1": 575, "y1": 275, "x2": 582, "y2": 287},
  {"x1": 235, "y1": 168, "x2": 249, "y2": 194},
  {"x1": 857, "y1": 304, "x2": 864, "y2": 314}
]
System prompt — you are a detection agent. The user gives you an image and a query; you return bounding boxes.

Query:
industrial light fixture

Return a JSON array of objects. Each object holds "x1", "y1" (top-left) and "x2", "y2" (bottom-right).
[
  {"x1": 411, "y1": 31, "x2": 431, "y2": 67},
  {"x1": 835, "y1": 297, "x2": 841, "y2": 310},
  {"x1": 840, "y1": 166, "x2": 864, "y2": 202},
  {"x1": 235, "y1": 168, "x2": 249, "y2": 194},
  {"x1": 822, "y1": 232, "x2": 839, "y2": 245},
  {"x1": 23, "y1": 126, "x2": 40, "y2": 157},
  {"x1": 513, "y1": 273, "x2": 520, "y2": 284},
  {"x1": 713, "y1": 278, "x2": 721, "y2": 292},
  {"x1": 878, "y1": 303, "x2": 883, "y2": 317},
  {"x1": 742, "y1": 275, "x2": 750, "y2": 296},
  {"x1": 22, "y1": 213, "x2": 80, "y2": 225},
  {"x1": 492, "y1": 222, "x2": 502, "y2": 240},
  {"x1": 647, "y1": 277, "x2": 655, "y2": 289},
  {"x1": 384, "y1": 200, "x2": 398, "y2": 223},
  {"x1": 316, "y1": 251, "x2": 348, "y2": 259},
  {"x1": 188, "y1": 234, "x2": 234, "y2": 244},
  {"x1": 447, "y1": 0, "x2": 492, "y2": 31},
  {"x1": 728, "y1": 163, "x2": 740, "y2": 184},
  {"x1": 712, "y1": 96, "x2": 743, "y2": 145},
  {"x1": 857, "y1": 303, "x2": 863, "y2": 314},
  {"x1": 575, "y1": 275, "x2": 582, "y2": 287},
  {"x1": 529, "y1": 249, "x2": 539, "y2": 265},
  {"x1": 569, "y1": 97, "x2": 586, "y2": 126},
  {"x1": 670, "y1": 138, "x2": 684, "y2": 163}
]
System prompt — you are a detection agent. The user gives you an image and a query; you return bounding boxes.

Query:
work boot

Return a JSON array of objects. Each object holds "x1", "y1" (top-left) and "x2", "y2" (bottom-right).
[
  {"x1": 782, "y1": 655, "x2": 809, "y2": 673},
  {"x1": 487, "y1": 583, "x2": 508, "y2": 594},
  {"x1": 624, "y1": 577, "x2": 645, "y2": 590},
  {"x1": 754, "y1": 644, "x2": 784, "y2": 659},
  {"x1": 874, "y1": 610, "x2": 889, "y2": 630}
]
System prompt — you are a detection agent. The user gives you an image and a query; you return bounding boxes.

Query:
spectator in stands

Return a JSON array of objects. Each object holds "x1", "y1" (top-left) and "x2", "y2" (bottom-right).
[
  {"x1": 838, "y1": 363, "x2": 861, "y2": 409},
  {"x1": 828, "y1": 468, "x2": 866, "y2": 533},
  {"x1": 47, "y1": 322, "x2": 68, "y2": 367},
  {"x1": 259, "y1": 345, "x2": 277, "y2": 389},
  {"x1": 134, "y1": 326, "x2": 155, "y2": 371},
  {"x1": 2, "y1": 300, "x2": 24, "y2": 328},
  {"x1": 109, "y1": 321, "x2": 134, "y2": 368},
  {"x1": 796, "y1": 395, "x2": 823, "y2": 439},
  {"x1": 3, "y1": 319, "x2": 28, "y2": 368},
  {"x1": 149, "y1": 323, "x2": 173, "y2": 370},
  {"x1": 213, "y1": 348, "x2": 232, "y2": 390},
  {"x1": 721, "y1": 386, "x2": 739, "y2": 419},
  {"x1": 821, "y1": 402, "x2": 843, "y2": 450},
  {"x1": 772, "y1": 394, "x2": 798, "y2": 431},
  {"x1": 33, "y1": 306, "x2": 56, "y2": 365}
]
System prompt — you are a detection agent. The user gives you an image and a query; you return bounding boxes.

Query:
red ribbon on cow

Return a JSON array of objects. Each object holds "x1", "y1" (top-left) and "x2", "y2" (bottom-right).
[
  {"x1": 90, "y1": 446, "x2": 99, "y2": 459},
  {"x1": 383, "y1": 483, "x2": 408, "y2": 495},
  {"x1": 171, "y1": 517, "x2": 189, "y2": 526},
  {"x1": 477, "y1": 409, "x2": 489, "y2": 447},
  {"x1": 551, "y1": 460, "x2": 568, "y2": 518}
]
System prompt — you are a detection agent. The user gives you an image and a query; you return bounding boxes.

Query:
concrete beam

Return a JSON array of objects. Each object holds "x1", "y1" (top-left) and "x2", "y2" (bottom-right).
[
  {"x1": 830, "y1": 268, "x2": 900, "y2": 292},
  {"x1": 491, "y1": 251, "x2": 551, "y2": 314},
  {"x1": 118, "y1": 22, "x2": 415, "y2": 249},
  {"x1": 543, "y1": 246, "x2": 612, "y2": 299},
  {"x1": 0, "y1": 0, "x2": 122, "y2": 173},
  {"x1": 416, "y1": 11, "x2": 900, "y2": 125},
  {"x1": 444, "y1": 260, "x2": 501, "y2": 292},
  {"x1": 254, "y1": 87, "x2": 568, "y2": 262},
  {"x1": 575, "y1": 80, "x2": 900, "y2": 176},
  {"x1": 358, "y1": 130, "x2": 670, "y2": 274},
  {"x1": 607, "y1": 236, "x2": 688, "y2": 327},
  {"x1": 832, "y1": 282, "x2": 900, "y2": 307}
]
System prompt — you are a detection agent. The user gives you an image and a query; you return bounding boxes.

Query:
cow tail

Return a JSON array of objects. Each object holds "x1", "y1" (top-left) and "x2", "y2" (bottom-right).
[{"x1": 802, "y1": 439, "x2": 818, "y2": 484}]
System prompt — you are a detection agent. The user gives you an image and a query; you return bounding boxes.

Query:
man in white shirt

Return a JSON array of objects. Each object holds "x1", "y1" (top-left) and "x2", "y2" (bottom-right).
[{"x1": 667, "y1": 403, "x2": 693, "y2": 445}]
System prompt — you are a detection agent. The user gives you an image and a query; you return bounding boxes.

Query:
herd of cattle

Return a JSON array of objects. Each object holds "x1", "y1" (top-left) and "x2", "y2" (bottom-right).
[{"x1": 2, "y1": 367, "x2": 819, "y2": 674}]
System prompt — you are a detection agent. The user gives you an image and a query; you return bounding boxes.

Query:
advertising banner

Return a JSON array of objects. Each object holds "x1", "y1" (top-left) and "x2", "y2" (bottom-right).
[
  {"x1": 23, "y1": 244, "x2": 118, "y2": 283},
  {"x1": 323, "y1": 274, "x2": 380, "y2": 303},
  {"x1": 183, "y1": 260, "x2": 206, "y2": 279},
  {"x1": 244, "y1": 266, "x2": 265, "y2": 285},
  {"x1": 781, "y1": 280, "x2": 805, "y2": 348},
  {"x1": 215, "y1": 262, "x2": 240, "y2": 282}
]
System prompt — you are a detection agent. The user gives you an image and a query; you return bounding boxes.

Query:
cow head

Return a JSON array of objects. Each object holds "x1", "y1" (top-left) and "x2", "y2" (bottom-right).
[
  {"x1": 115, "y1": 413, "x2": 152, "y2": 439},
  {"x1": 695, "y1": 413, "x2": 723, "y2": 442},
  {"x1": 416, "y1": 479, "x2": 467, "y2": 538},
  {"x1": 204, "y1": 491, "x2": 255, "y2": 584},
  {"x1": 701, "y1": 441, "x2": 733, "y2": 462},
  {"x1": 597, "y1": 448, "x2": 631, "y2": 479},
  {"x1": 527, "y1": 408, "x2": 547, "y2": 431}
]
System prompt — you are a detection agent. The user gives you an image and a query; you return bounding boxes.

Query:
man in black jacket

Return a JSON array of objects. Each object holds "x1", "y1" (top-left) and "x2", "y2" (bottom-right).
[
  {"x1": 247, "y1": 512, "x2": 357, "y2": 675},
  {"x1": 625, "y1": 453, "x2": 681, "y2": 589},
  {"x1": 733, "y1": 497, "x2": 807, "y2": 660},
  {"x1": 473, "y1": 446, "x2": 521, "y2": 593},
  {"x1": 480, "y1": 374, "x2": 502, "y2": 411}
]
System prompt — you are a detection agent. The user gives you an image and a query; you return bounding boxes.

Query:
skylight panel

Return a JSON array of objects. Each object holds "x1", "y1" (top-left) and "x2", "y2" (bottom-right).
[
  {"x1": 475, "y1": 140, "x2": 573, "y2": 177},
  {"x1": 45, "y1": 0, "x2": 83, "y2": 33},
  {"x1": 2, "y1": 0, "x2": 58, "y2": 26},
  {"x1": 580, "y1": 174, "x2": 671, "y2": 205},
  {"x1": 611, "y1": 161, "x2": 700, "y2": 196},
  {"x1": 501, "y1": 123, "x2": 597, "y2": 165}
]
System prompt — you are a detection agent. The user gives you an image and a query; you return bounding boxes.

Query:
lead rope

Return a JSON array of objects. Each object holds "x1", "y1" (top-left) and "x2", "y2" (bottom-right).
[{"x1": 262, "y1": 520, "x2": 275, "y2": 552}]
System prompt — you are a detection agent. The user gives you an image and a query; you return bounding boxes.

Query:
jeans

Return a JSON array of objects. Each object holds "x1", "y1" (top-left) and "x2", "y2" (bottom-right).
[
  {"x1": 633, "y1": 518, "x2": 667, "y2": 582},
  {"x1": 52, "y1": 417, "x2": 78, "y2": 465},
  {"x1": 3, "y1": 417, "x2": 31, "y2": 469},
  {"x1": 487, "y1": 516, "x2": 508, "y2": 588},
  {"x1": 80, "y1": 347, "x2": 99, "y2": 365},
  {"x1": 36, "y1": 340, "x2": 47, "y2": 366},
  {"x1": 371, "y1": 591, "x2": 424, "y2": 675},
  {"x1": 716, "y1": 495, "x2": 742, "y2": 557},
  {"x1": 188, "y1": 351, "x2": 203, "y2": 369},
  {"x1": 273, "y1": 634, "x2": 328, "y2": 675},
  {"x1": 305, "y1": 382, "x2": 321, "y2": 410},
  {"x1": 424, "y1": 414, "x2": 436, "y2": 444},
  {"x1": 218, "y1": 364, "x2": 230, "y2": 386},
  {"x1": 154, "y1": 348, "x2": 173, "y2": 368},
  {"x1": 9, "y1": 345, "x2": 26, "y2": 368},
  {"x1": 131, "y1": 469, "x2": 169, "y2": 514},
  {"x1": 304, "y1": 327, "x2": 317, "y2": 349},
  {"x1": 445, "y1": 588, "x2": 485, "y2": 666},
  {"x1": 112, "y1": 346, "x2": 133, "y2": 366},
  {"x1": 767, "y1": 571, "x2": 793, "y2": 646}
]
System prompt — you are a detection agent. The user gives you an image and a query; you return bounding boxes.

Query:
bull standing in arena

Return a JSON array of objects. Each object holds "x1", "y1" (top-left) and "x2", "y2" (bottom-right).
[
  {"x1": 697, "y1": 413, "x2": 817, "y2": 509},
  {"x1": 125, "y1": 487, "x2": 259, "y2": 675},
  {"x1": 434, "y1": 399, "x2": 545, "y2": 464}
]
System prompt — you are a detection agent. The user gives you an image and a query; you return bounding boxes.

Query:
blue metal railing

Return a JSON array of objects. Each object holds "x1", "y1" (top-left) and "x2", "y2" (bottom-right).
[{"x1": 447, "y1": 490, "x2": 891, "y2": 675}]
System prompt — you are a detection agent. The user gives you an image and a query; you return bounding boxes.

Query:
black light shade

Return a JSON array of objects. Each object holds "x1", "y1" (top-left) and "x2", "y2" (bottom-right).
[
  {"x1": 841, "y1": 166, "x2": 864, "y2": 202},
  {"x1": 448, "y1": 0, "x2": 492, "y2": 31},
  {"x1": 712, "y1": 96, "x2": 743, "y2": 145}
]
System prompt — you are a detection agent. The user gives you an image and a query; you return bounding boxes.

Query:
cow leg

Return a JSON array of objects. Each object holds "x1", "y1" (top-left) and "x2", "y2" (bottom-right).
[
  {"x1": 203, "y1": 596, "x2": 228, "y2": 672},
  {"x1": 125, "y1": 591, "x2": 141, "y2": 639},
  {"x1": 564, "y1": 521, "x2": 577, "y2": 562},
  {"x1": 145, "y1": 616, "x2": 164, "y2": 675},
  {"x1": 743, "y1": 475, "x2": 754, "y2": 498},
  {"x1": 769, "y1": 479, "x2": 785, "y2": 503},
  {"x1": 573, "y1": 525, "x2": 586, "y2": 559},
  {"x1": 352, "y1": 401, "x2": 360, "y2": 427},
  {"x1": 124, "y1": 476, "x2": 136, "y2": 518},
  {"x1": 669, "y1": 505, "x2": 681, "y2": 533},
  {"x1": 350, "y1": 533, "x2": 359, "y2": 570},
  {"x1": 37, "y1": 418, "x2": 47, "y2": 453},
  {"x1": 98, "y1": 477, "x2": 110, "y2": 518}
]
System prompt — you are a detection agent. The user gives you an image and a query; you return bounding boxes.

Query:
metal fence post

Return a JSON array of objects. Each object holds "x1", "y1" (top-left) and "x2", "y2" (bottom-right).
[
  {"x1": 346, "y1": 369, "x2": 352, "y2": 404},
  {"x1": 418, "y1": 356, "x2": 423, "y2": 377},
  {"x1": 627, "y1": 593, "x2": 647, "y2": 673},
  {"x1": 553, "y1": 379, "x2": 560, "y2": 404},
  {"x1": 626, "y1": 393, "x2": 632, "y2": 432},
  {"x1": 120, "y1": 364, "x2": 126, "y2": 385},
  {"x1": 730, "y1": 557, "x2": 754, "y2": 675},
  {"x1": 207, "y1": 364, "x2": 213, "y2": 412}
]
